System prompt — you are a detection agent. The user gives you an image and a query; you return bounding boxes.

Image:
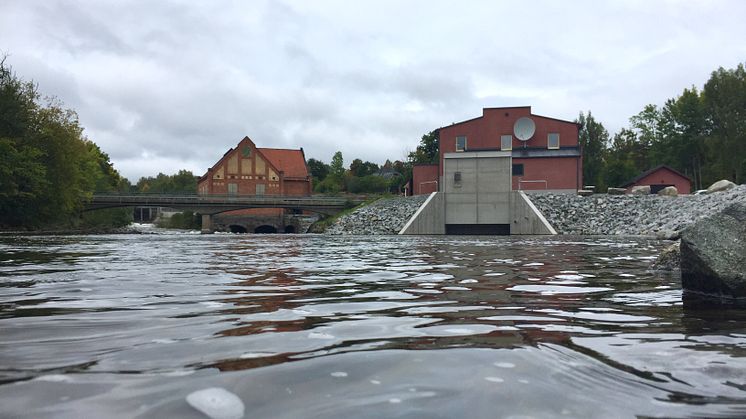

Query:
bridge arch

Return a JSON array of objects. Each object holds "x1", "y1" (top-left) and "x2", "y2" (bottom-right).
[
  {"x1": 229, "y1": 225, "x2": 248, "y2": 233},
  {"x1": 254, "y1": 225, "x2": 278, "y2": 234},
  {"x1": 284, "y1": 225, "x2": 296, "y2": 234}
]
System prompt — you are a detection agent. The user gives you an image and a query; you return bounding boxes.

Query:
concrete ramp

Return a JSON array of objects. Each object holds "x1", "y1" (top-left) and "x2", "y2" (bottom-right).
[
  {"x1": 399, "y1": 191, "x2": 556, "y2": 235},
  {"x1": 399, "y1": 192, "x2": 445, "y2": 235},
  {"x1": 509, "y1": 191, "x2": 557, "y2": 235}
]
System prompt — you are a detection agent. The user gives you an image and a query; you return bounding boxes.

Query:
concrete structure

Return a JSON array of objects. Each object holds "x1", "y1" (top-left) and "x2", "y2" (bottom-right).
[
  {"x1": 413, "y1": 106, "x2": 582, "y2": 195},
  {"x1": 443, "y1": 151, "x2": 511, "y2": 233},
  {"x1": 400, "y1": 191, "x2": 555, "y2": 235},
  {"x1": 622, "y1": 164, "x2": 692, "y2": 194},
  {"x1": 400, "y1": 150, "x2": 556, "y2": 235},
  {"x1": 399, "y1": 193, "x2": 445, "y2": 234}
]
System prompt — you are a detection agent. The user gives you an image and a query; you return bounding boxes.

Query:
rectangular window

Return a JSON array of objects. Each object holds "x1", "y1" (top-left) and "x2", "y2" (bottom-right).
[
  {"x1": 512, "y1": 164, "x2": 524, "y2": 176},
  {"x1": 255, "y1": 184, "x2": 265, "y2": 195},
  {"x1": 548, "y1": 133, "x2": 560, "y2": 149},
  {"x1": 228, "y1": 183, "x2": 238, "y2": 195},
  {"x1": 456, "y1": 136, "x2": 466, "y2": 152},
  {"x1": 501, "y1": 135, "x2": 513, "y2": 151}
]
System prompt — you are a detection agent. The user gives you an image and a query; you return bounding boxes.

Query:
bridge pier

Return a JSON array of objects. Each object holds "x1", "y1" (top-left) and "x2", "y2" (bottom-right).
[{"x1": 201, "y1": 214, "x2": 213, "y2": 234}]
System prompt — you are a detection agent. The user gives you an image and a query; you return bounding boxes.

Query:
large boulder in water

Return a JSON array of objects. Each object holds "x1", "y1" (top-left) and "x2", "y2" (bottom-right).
[{"x1": 680, "y1": 202, "x2": 746, "y2": 305}]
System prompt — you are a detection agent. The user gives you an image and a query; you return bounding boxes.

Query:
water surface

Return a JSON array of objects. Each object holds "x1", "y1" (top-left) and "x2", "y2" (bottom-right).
[{"x1": 1, "y1": 233, "x2": 745, "y2": 418}]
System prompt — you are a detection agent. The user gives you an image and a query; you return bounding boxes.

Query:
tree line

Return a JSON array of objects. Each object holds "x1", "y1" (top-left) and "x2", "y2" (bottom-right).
[
  {"x1": 307, "y1": 151, "x2": 409, "y2": 194},
  {"x1": 0, "y1": 58, "x2": 130, "y2": 229},
  {"x1": 580, "y1": 62, "x2": 746, "y2": 191}
]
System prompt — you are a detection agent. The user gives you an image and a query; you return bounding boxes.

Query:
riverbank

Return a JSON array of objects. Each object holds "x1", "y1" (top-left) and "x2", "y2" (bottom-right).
[
  {"x1": 324, "y1": 195, "x2": 428, "y2": 235},
  {"x1": 322, "y1": 186, "x2": 745, "y2": 237},
  {"x1": 530, "y1": 185, "x2": 746, "y2": 237}
]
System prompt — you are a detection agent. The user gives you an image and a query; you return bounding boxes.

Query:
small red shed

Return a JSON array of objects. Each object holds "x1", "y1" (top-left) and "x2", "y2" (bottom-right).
[
  {"x1": 622, "y1": 164, "x2": 692, "y2": 194},
  {"x1": 412, "y1": 164, "x2": 439, "y2": 195}
]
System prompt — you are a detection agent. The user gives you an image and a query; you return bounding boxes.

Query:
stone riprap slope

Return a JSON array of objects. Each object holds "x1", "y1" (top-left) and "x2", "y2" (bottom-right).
[
  {"x1": 325, "y1": 195, "x2": 429, "y2": 235},
  {"x1": 530, "y1": 185, "x2": 746, "y2": 236}
]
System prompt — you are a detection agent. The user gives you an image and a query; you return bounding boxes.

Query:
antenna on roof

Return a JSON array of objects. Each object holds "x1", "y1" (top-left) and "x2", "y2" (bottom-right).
[{"x1": 513, "y1": 117, "x2": 535, "y2": 149}]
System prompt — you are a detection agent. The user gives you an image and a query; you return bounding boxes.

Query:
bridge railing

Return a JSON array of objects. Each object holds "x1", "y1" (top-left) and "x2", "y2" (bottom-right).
[{"x1": 87, "y1": 193, "x2": 368, "y2": 206}]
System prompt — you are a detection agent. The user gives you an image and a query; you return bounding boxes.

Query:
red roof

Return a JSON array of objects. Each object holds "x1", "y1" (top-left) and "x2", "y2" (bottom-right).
[{"x1": 259, "y1": 148, "x2": 308, "y2": 178}]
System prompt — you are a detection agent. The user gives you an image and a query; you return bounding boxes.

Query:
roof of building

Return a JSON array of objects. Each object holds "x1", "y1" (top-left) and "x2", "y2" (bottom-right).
[
  {"x1": 259, "y1": 148, "x2": 309, "y2": 178},
  {"x1": 438, "y1": 106, "x2": 579, "y2": 130},
  {"x1": 621, "y1": 164, "x2": 692, "y2": 187}
]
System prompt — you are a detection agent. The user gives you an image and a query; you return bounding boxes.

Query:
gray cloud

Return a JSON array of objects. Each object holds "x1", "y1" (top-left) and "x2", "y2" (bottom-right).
[{"x1": 1, "y1": 0, "x2": 745, "y2": 181}]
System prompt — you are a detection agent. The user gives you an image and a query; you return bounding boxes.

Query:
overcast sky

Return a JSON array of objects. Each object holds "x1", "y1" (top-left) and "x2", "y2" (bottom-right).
[{"x1": 1, "y1": 0, "x2": 745, "y2": 181}]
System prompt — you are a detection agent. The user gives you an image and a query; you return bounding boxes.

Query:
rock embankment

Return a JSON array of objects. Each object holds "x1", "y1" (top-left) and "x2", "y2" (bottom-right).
[
  {"x1": 325, "y1": 195, "x2": 429, "y2": 235},
  {"x1": 530, "y1": 185, "x2": 746, "y2": 236}
]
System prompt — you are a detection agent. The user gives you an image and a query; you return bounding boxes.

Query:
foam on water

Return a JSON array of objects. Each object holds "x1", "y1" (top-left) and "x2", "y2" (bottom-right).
[{"x1": 186, "y1": 387, "x2": 245, "y2": 419}]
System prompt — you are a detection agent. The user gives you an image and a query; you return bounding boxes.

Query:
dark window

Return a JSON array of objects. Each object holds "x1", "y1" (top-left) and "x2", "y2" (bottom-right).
[
  {"x1": 512, "y1": 164, "x2": 524, "y2": 176},
  {"x1": 456, "y1": 136, "x2": 466, "y2": 151},
  {"x1": 454, "y1": 172, "x2": 462, "y2": 182}
]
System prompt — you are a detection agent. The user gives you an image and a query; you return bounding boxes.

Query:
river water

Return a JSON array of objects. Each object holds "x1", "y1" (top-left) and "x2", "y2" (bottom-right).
[{"x1": 1, "y1": 231, "x2": 746, "y2": 418}]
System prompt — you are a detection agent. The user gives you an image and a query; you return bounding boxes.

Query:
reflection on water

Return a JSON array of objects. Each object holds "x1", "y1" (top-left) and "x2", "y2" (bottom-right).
[{"x1": 1, "y1": 234, "x2": 746, "y2": 418}]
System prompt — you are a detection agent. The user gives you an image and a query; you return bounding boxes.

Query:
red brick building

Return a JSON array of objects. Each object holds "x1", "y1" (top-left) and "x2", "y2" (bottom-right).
[
  {"x1": 197, "y1": 136, "x2": 312, "y2": 197},
  {"x1": 412, "y1": 106, "x2": 582, "y2": 194},
  {"x1": 622, "y1": 164, "x2": 692, "y2": 194}
]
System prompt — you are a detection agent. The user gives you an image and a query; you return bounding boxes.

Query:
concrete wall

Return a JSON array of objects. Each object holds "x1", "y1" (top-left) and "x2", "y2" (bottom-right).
[
  {"x1": 509, "y1": 191, "x2": 557, "y2": 235},
  {"x1": 443, "y1": 151, "x2": 511, "y2": 224},
  {"x1": 400, "y1": 190, "x2": 556, "y2": 235},
  {"x1": 399, "y1": 192, "x2": 445, "y2": 235}
]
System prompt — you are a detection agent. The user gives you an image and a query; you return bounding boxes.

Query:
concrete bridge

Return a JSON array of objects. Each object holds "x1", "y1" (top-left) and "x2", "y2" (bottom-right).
[{"x1": 85, "y1": 194, "x2": 363, "y2": 233}]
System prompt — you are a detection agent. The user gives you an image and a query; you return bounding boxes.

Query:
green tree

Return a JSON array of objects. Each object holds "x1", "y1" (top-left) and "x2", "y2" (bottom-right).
[
  {"x1": 576, "y1": 111, "x2": 609, "y2": 190},
  {"x1": 603, "y1": 129, "x2": 640, "y2": 187},
  {"x1": 660, "y1": 87, "x2": 709, "y2": 189},
  {"x1": 314, "y1": 151, "x2": 345, "y2": 193},
  {"x1": 703, "y1": 63, "x2": 746, "y2": 183},
  {"x1": 349, "y1": 159, "x2": 379, "y2": 177},
  {"x1": 0, "y1": 57, "x2": 131, "y2": 229},
  {"x1": 136, "y1": 170, "x2": 197, "y2": 194},
  {"x1": 408, "y1": 130, "x2": 439, "y2": 164},
  {"x1": 307, "y1": 158, "x2": 329, "y2": 182},
  {"x1": 329, "y1": 151, "x2": 345, "y2": 180}
]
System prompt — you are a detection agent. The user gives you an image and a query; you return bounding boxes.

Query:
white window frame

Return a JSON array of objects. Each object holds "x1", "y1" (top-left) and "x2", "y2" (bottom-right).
[
  {"x1": 501, "y1": 135, "x2": 513, "y2": 151},
  {"x1": 456, "y1": 136, "x2": 466, "y2": 152},
  {"x1": 548, "y1": 133, "x2": 560, "y2": 150}
]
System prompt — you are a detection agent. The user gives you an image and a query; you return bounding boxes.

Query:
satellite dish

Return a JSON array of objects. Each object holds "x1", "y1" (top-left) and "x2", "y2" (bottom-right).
[{"x1": 513, "y1": 117, "x2": 536, "y2": 141}]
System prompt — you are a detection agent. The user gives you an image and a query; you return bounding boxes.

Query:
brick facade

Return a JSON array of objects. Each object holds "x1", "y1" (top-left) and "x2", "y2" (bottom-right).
[
  {"x1": 413, "y1": 106, "x2": 582, "y2": 194},
  {"x1": 197, "y1": 136, "x2": 311, "y2": 197}
]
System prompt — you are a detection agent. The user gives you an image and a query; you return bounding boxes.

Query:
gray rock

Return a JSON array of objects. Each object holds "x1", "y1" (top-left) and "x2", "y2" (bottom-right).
[
  {"x1": 652, "y1": 242, "x2": 680, "y2": 271},
  {"x1": 707, "y1": 179, "x2": 737, "y2": 194},
  {"x1": 529, "y1": 185, "x2": 746, "y2": 236},
  {"x1": 325, "y1": 195, "x2": 428, "y2": 235},
  {"x1": 577, "y1": 189, "x2": 594, "y2": 197},
  {"x1": 607, "y1": 187, "x2": 626, "y2": 195},
  {"x1": 629, "y1": 185, "x2": 650, "y2": 195},
  {"x1": 657, "y1": 186, "x2": 678, "y2": 196},
  {"x1": 680, "y1": 202, "x2": 746, "y2": 305}
]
